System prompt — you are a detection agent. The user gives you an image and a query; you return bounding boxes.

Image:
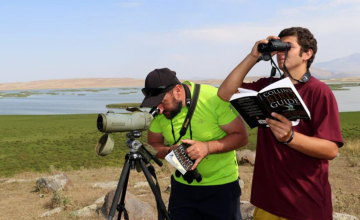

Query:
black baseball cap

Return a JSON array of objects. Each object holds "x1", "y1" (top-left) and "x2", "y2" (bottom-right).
[{"x1": 140, "y1": 68, "x2": 181, "y2": 107}]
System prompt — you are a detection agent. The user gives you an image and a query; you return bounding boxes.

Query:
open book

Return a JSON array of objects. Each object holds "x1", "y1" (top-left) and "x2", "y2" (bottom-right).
[
  {"x1": 165, "y1": 144, "x2": 194, "y2": 175},
  {"x1": 230, "y1": 77, "x2": 311, "y2": 128}
]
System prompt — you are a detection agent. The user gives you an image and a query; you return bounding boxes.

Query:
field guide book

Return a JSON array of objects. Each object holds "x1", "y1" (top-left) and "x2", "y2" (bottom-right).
[
  {"x1": 165, "y1": 144, "x2": 194, "y2": 175},
  {"x1": 230, "y1": 77, "x2": 311, "y2": 128}
]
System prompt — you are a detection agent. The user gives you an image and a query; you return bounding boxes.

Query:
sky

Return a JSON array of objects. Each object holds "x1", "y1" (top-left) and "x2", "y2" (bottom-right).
[{"x1": 1, "y1": 0, "x2": 360, "y2": 83}]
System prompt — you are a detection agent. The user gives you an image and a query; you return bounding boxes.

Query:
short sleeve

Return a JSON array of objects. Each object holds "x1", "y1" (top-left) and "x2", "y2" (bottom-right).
[
  {"x1": 242, "y1": 77, "x2": 273, "y2": 92},
  {"x1": 149, "y1": 116, "x2": 163, "y2": 133},
  {"x1": 214, "y1": 95, "x2": 238, "y2": 126},
  {"x1": 308, "y1": 85, "x2": 344, "y2": 147}
]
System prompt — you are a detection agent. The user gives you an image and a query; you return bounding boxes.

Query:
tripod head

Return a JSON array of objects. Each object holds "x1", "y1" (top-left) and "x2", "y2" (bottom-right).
[
  {"x1": 107, "y1": 131, "x2": 171, "y2": 220},
  {"x1": 125, "y1": 130, "x2": 163, "y2": 169}
]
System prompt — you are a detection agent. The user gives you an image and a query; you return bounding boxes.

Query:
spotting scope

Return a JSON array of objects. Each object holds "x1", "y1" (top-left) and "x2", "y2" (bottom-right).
[{"x1": 97, "y1": 107, "x2": 159, "y2": 133}]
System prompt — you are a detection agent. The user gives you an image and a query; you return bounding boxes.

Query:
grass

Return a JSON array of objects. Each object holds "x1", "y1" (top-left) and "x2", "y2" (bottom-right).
[
  {"x1": 0, "y1": 114, "x2": 148, "y2": 177},
  {"x1": 327, "y1": 83, "x2": 360, "y2": 90},
  {"x1": 0, "y1": 89, "x2": 111, "y2": 100},
  {"x1": 106, "y1": 103, "x2": 142, "y2": 109},
  {"x1": 0, "y1": 112, "x2": 359, "y2": 177}
]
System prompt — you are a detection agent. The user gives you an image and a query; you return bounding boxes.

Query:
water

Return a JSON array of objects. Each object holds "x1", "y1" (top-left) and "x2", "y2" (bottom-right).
[
  {"x1": 332, "y1": 86, "x2": 360, "y2": 112},
  {"x1": 0, "y1": 87, "x2": 146, "y2": 115},
  {"x1": 0, "y1": 85, "x2": 359, "y2": 115}
]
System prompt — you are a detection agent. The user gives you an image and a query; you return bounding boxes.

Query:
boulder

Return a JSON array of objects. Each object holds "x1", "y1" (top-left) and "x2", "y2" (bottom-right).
[
  {"x1": 236, "y1": 150, "x2": 252, "y2": 164},
  {"x1": 72, "y1": 204, "x2": 98, "y2": 217},
  {"x1": 133, "y1": 181, "x2": 149, "y2": 188},
  {"x1": 165, "y1": 185, "x2": 171, "y2": 193},
  {"x1": 39, "y1": 207, "x2": 63, "y2": 218},
  {"x1": 92, "y1": 181, "x2": 118, "y2": 189},
  {"x1": 237, "y1": 150, "x2": 256, "y2": 165},
  {"x1": 95, "y1": 196, "x2": 106, "y2": 205},
  {"x1": 238, "y1": 179, "x2": 245, "y2": 189},
  {"x1": 240, "y1": 201, "x2": 255, "y2": 220},
  {"x1": 101, "y1": 190, "x2": 156, "y2": 220},
  {"x1": 333, "y1": 212, "x2": 359, "y2": 220},
  {"x1": 36, "y1": 173, "x2": 73, "y2": 192}
]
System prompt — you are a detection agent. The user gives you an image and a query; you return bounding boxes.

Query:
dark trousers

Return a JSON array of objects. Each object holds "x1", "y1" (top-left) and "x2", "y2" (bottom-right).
[{"x1": 168, "y1": 176, "x2": 242, "y2": 220}]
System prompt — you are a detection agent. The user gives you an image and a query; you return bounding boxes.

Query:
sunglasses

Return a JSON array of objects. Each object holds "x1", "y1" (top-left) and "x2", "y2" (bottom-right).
[{"x1": 141, "y1": 84, "x2": 175, "y2": 97}]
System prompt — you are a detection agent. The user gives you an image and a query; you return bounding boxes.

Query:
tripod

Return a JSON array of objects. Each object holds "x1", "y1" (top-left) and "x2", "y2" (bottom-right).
[{"x1": 107, "y1": 132, "x2": 171, "y2": 220}]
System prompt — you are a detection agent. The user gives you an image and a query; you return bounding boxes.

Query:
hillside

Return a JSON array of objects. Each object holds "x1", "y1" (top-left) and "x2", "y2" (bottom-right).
[
  {"x1": 0, "y1": 77, "x2": 263, "y2": 91},
  {"x1": 312, "y1": 53, "x2": 360, "y2": 79},
  {"x1": 1, "y1": 76, "x2": 359, "y2": 91}
]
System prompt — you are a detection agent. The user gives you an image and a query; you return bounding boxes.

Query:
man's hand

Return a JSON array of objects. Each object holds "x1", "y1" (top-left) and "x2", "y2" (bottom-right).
[
  {"x1": 168, "y1": 143, "x2": 180, "y2": 153},
  {"x1": 250, "y1": 35, "x2": 280, "y2": 59},
  {"x1": 181, "y1": 139, "x2": 208, "y2": 170},
  {"x1": 266, "y1": 112, "x2": 293, "y2": 143}
]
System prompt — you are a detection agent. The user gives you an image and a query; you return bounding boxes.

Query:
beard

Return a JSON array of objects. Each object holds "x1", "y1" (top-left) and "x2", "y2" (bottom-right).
[{"x1": 163, "y1": 98, "x2": 182, "y2": 119}]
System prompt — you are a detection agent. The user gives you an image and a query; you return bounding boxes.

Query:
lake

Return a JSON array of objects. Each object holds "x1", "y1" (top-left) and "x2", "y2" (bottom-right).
[
  {"x1": 0, "y1": 85, "x2": 359, "y2": 115},
  {"x1": 0, "y1": 87, "x2": 144, "y2": 115}
]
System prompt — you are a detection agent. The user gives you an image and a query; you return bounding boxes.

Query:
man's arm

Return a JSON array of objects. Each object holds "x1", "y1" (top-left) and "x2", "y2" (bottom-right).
[
  {"x1": 218, "y1": 36, "x2": 280, "y2": 101},
  {"x1": 147, "y1": 130, "x2": 178, "y2": 159},
  {"x1": 217, "y1": 54, "x2": 258, "y2": 101},
  {"x1": 267, "y1": 112, "x2": 339, "y2": 160},
  {"x1": 183, "y1": 116, "x2": 249, "y2": 169}
]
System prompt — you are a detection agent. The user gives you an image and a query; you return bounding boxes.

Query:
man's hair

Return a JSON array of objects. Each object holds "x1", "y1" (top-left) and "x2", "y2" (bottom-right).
[{"x1": 278, "y1": 27, "x2": 317, "y2": 69}]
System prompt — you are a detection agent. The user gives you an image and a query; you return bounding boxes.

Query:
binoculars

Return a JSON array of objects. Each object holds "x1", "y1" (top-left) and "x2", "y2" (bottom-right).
[{"x1": 258, "y1": 39, "x2": 291, "y2": 53}]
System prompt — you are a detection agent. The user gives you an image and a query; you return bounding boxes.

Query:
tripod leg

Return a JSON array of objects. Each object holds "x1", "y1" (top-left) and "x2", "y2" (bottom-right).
[
  {"x1": 117, "y1": 168, "x2": 130, "y2": 220},
  {"x1": 108, "y1": 161, "x2": 131, "y2": 220},
  {"x1": 139, "y1": 160, "x2": 171, "y2": 220}
]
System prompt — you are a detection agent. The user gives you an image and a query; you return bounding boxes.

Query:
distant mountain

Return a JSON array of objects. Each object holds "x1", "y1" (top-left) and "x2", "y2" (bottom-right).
[
  {"x1": 0, "y1": 77, "x2": 237, "y2": 91},
  {"x1": 311, "y1": 53, "x2": 360, "y2": 79},
  {"x1": 309, "y1": 67, "x2": 333, "y2": 79}
]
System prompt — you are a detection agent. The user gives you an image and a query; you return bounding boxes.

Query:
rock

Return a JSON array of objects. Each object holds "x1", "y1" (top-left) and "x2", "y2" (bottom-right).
[
  {"x1": 133, "y1": 181, "x2": 149, "y2": 188},
  {"x1": 237, "y1": 150, "x2": 256, "y2": 165},
  {"x1": 95, "y1": 196, "x2": 105, "y2": 205},
  {"x1": 240, "y1": 201, "x2": 255, "y2": 220},
  {"x1": 40, "y1": 207, "x2": 63, "y2": 217},
  {"x1": 72, "y1": 204, "x2": 98, "y2": 217},
  {"x1": 236, "y1": 150, "x2": 252, "y2": 164},
  {"x1": 238, "y1": 179, "x2": 245, "y2": 189},
  {"x1": 243, "y1": 151, "x2": 256, "y2": 165},
  {"x1": 101, "y1": 190, "x2": 156, "y2": 220},
  {"x1": 333, "y1": 212, "x2": 359, "y2": 220},
  {"x1": 36, "y1": 173, "x2": 73, "y2": 192},
  {"x1": 92, "y1": 181, "x2": 118, "y2": 189},
  {"x1": 165, "y1": 185, "x2": 171, "y2": 193}
]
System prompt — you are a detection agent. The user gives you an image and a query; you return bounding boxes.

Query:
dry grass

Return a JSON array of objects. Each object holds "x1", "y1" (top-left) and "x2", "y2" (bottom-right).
[
  {"x1": 330, "y1": 141, "x2": 360, "y2": 217},
  {"x1": 0, "y1": 163, "x2": 176, "y2": 220},
  {"x1": 0, "y1": 153, "x2": 359, "y2": 219},
  {"x1": 341, "y1": 138, "x2": 360, "y2": 157}
]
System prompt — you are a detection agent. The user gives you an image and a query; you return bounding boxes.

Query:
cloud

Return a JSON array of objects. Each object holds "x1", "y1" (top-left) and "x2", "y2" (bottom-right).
[
  {"x1": 329, "y1": 0, "x2": 360, "y2": 6},
  {"x1": 179, "y1": 24, "x2": 277, "y2": 44}
]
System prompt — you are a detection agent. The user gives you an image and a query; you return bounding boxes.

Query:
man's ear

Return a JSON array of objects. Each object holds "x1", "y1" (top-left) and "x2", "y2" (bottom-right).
[
  {"x1": 173, "y1": 84, "x2": 182, "y2": 99},
  {"x1": 303, "y1": 49, "x2": 313, "y2": 61}
]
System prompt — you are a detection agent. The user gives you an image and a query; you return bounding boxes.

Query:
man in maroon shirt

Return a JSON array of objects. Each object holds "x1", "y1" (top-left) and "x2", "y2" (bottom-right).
[{"x1": 218, "y1": 27, "x2": 343, "y2": 220}]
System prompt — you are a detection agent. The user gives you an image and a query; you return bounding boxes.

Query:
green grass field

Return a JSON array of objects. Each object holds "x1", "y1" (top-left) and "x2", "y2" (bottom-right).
[{"x1": 0, "y1": 112, "x2": 359, "y2": 177}]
